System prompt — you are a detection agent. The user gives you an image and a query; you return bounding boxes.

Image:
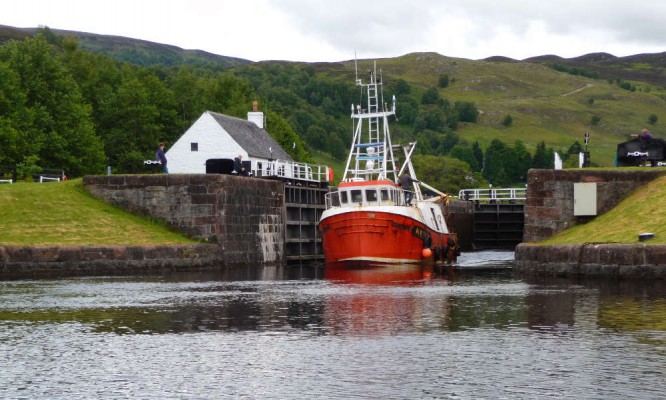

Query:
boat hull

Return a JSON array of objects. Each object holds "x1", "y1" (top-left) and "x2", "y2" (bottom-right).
[{"x1": 319, "y1": 209, "x2": 457, "y2": 264}]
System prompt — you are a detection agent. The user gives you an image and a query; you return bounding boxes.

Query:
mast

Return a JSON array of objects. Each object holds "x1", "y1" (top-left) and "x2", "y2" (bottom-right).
[{"x1": 342, "y1": 61, "x2": 397, "y2": 182}]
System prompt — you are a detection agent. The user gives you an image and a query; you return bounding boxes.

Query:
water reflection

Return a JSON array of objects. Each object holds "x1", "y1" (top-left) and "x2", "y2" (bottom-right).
[{"x1": 1, "y1": 252, "x2": 666, "y2": 399}]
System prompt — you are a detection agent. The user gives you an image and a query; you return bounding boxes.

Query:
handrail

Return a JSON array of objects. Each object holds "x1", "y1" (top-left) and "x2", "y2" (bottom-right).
[
  {"x1": 253, "y1": 160, "x2": 331, "y2": 182},
  {"x1": 458, "y1": 188, "x2": 526, "y2": 201}
]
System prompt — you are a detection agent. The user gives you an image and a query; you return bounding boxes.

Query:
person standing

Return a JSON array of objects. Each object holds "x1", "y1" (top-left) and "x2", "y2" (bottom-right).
[
  {"x1": 234, "y1": 154, "x2": 247, "y2": 176},
  {"x1": 400, "y1": 171, "x2": 419, "y2": 205},
  {"x1": 639, "y1": 128, "x2": 653, "y2": 139},
  {"x1": 156, "y1": 142, "x2": 168, "y2": 173}
]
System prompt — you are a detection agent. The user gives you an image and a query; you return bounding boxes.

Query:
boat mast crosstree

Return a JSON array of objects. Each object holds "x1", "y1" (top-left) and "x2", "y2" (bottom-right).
[{"x1": 319, "y1": 61, "x2": 459, "y2": 264}]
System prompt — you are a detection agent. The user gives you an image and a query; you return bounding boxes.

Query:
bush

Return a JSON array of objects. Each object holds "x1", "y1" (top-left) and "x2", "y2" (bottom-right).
[
  {"x1": 438, "y1": 74, "x2": 449, "y2": 88},
  {"x1": 501, "y1": 114, "x2": 513, "y2": 127}
]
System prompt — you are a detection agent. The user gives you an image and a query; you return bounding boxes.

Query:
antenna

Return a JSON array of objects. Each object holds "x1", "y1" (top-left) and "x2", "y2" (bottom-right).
[{"x1": 354, "y1": 51, "x2": 362, "y2": 86}]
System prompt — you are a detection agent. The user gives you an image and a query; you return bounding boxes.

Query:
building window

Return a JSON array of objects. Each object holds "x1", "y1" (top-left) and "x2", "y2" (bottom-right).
[{"x1": 191, "y1": 142, "x2": 198, "y2": 151}]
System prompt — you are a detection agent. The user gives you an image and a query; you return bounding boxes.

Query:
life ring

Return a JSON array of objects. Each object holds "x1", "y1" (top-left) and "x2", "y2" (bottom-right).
[{"x1": 327, "y1": 167, "x2": 334, "y2": 182}]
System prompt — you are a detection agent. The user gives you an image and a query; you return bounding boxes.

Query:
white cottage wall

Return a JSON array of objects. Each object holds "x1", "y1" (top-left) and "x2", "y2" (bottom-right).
[{"x1": 166, "y1": 112, "x2": 246, "y2": 174}]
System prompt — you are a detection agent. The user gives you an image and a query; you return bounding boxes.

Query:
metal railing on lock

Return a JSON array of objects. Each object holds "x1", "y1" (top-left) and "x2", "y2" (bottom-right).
[
  {"x1": 254, "y1": 160, "x2": 331, "y2": 183},
  {"x1": 458, "y1": 188, "x2": 526, "y2": 202}
]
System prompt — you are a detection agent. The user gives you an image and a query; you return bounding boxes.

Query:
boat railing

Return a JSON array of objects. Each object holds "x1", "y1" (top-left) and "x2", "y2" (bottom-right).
[{"x1": 458, "y1": 188, "x2": 526, "y2": 202}]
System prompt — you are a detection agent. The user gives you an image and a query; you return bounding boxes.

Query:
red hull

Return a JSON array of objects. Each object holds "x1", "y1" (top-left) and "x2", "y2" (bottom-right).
[{"x1": 319, "y1": 210, "x2": 456, "y2": 263}]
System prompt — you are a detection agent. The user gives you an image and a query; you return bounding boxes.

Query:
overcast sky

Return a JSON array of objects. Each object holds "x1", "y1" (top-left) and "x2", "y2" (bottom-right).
[{"x1": 3, "y1": 0, "x2": 665, "y2": 62}]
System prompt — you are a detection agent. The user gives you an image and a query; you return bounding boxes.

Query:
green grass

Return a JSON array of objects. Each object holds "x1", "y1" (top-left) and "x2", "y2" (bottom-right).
[
  {"x1": 0, "y1": 179, "x2": 198, "y2": 246},
  {"x1": 542, "y1": 175, "x2": 666, "y2": 245}
]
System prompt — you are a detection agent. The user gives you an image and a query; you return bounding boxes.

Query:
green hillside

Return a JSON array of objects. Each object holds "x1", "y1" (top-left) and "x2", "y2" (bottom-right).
[{"x1": 309, "y1": 53, "x2": 666, "y2": 167}]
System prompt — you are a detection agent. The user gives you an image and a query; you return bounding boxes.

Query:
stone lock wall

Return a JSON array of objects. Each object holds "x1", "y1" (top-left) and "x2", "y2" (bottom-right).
[
  {"x1": 523, "y1": 169, "x2": 666, "y2": 243},
  {"x1": 83, "y1": 174, "x2": 286, "y2": 266}
]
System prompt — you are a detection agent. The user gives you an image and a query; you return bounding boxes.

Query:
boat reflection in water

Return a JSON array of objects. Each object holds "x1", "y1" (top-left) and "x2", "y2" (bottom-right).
[
  {"x1": 322, "y1": 261, "x2": 454, "y2": 336},
  {"x1": 324, "y1": 261, "x2": 451, "y2": 285}
]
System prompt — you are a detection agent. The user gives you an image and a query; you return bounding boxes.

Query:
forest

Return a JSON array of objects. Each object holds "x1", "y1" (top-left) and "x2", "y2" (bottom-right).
[{"x1": 0, "y1": 28, "x2": 573, "y2": 194}]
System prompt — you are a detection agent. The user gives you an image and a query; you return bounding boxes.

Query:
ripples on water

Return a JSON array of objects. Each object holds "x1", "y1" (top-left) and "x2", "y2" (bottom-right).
[{"x1": 0, "y1": 251, "x2": 664, "y2": 399}]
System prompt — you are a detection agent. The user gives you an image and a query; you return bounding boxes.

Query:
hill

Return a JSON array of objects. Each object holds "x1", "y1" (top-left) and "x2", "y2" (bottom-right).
[
  {"x1": 0, "y1": 25, "x2": 250, "y2": 68},
  {"x1": 280, "y1": 52, "x2": 666, "y2": 167}
]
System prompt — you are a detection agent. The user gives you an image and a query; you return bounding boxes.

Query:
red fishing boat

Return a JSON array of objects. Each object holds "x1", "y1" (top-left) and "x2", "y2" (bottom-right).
[{"x1": 319, "y1": 62, "x2": 459, "y2": 264}]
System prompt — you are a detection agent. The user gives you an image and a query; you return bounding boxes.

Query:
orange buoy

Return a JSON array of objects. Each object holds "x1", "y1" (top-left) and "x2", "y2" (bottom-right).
[{"x1": 421, "y1": 248, "x2": 432, "y2": 258}]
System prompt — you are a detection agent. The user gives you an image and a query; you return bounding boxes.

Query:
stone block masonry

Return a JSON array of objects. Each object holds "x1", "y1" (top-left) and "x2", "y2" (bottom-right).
[
  {"x1": 0, "y1": 244, "x2": 221, "y2": 279},
  {"x1": 84, "y1": 174, "x2": 286, "y2": 266},
  {"x1": 515, "y1": 243, "x2": 666, "y2": 279}
]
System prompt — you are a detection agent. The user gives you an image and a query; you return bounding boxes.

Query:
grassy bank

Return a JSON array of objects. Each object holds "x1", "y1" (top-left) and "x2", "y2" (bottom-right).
[
  {"x1": 0, "y1": 179, "x2": 198, "y2": 246},
  {"x1": 543, "y1": 175, "x2": 666, "y2": 245}
]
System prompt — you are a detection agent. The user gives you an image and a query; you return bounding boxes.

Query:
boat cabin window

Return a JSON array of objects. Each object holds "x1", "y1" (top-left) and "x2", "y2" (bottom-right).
[
  {"x1": 351, "y1": 190, "x2": 363, "y2": 203},
  {"x1": 380, "y1": 189, "x2": 390, "y2": 201},
  {"x1": 366, "y1": 189, "x2": 377, "y2": 202},
  {"x1": 340, "y1": 191, "x2": 348, "y2": 204}
]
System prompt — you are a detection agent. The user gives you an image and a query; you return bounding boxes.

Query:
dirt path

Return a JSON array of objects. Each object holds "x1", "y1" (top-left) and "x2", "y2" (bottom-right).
[{"x1": 562, "y1": 83, "x2": 594, "y2": 96}]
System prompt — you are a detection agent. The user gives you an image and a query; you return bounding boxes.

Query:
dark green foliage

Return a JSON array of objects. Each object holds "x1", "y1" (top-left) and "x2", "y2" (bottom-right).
[
  {"x1": 454, "y1": 101, "x2": 479, "y2": 123},
  {"x1": 412, "y1": 154, "x2": 485, "y2": 194},
  {"x1": 482, "y1": 139, "x2": 533, "y2": 185},
  {"x1": 531, "y1": 141, "x2": 554, "y2": 169},
  {"x1": 449, "y1": 145, "x2": 479, "y2": 171},
  {"x1": 501, "y1": 114, "x2": 513, "y2": 127},
  {"x1": 590, "y1": 115, "x2": 601, "y2": 125},
  {"x1": 438, "y1": 74, "x2": 449, "y2": 88},
  {"x1": 472, "y1": 141, "x2": 483, "y2": 172},
  {"x1": 616, "y1": 79, "x2": 636, "y2": 92},
  {"x1": 648, "y1": 113, "x2": 658, "y2": 125},
  {"x1": 567, "y1": 141, "x2": 584, "y2": 155},
  {"x1": 549, "y1": 63, "x2": 599, "y2": 79},
  {"x1": 421, "y1": 87, "x2": 440, "y2": 105},
  {"x1": 265, "y1": 111, "x2": 312, "y2": 163},
  {"x1": 388, "y1": 78, "x2": 411, "y2": 95},
  {"x1": 0, "y1": 35, "x2": 105, "y2": 176}
]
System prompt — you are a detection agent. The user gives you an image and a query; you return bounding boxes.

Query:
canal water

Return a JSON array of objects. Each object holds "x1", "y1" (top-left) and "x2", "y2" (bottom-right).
[{"x1": 0, "y1": 251, "x2": 664, "y2": 399}]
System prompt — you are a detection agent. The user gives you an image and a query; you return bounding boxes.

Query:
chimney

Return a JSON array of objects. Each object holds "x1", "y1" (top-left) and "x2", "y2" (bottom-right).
[{"x1": 247, "y1": 100, "x2": 264, "y2": 129}]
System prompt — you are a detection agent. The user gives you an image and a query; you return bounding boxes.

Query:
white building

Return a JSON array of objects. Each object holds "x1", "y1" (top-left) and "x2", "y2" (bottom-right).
[
  {"x1": 166, "y1": 103, "x2": 293, "y2": 174},
  {"x1": 166, "y1": 104, "x2": 331, "y2": 182}
]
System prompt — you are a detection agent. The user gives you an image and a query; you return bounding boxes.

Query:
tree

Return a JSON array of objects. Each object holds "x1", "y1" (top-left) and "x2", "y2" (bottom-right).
[
  {"x1": 532, "y1": 141, "x2": 554, "y2": 169},
  {"x1": 0, "y1": 61, "x2": 31, "y2": 166},
  {"x1": 511, "y1": 141, "x2": 532, "y2": 182},
  {"x1": 0, "y1": 35, "x2": 105, "y2": 176},
  {"x1": 454, "y1": 101, "x2": 479, "y2": 123},
  {"x1": 391, "y1": 78, "x2": 411, "y2": 95},
  {"x1": 421, "y1": 87, "x2": 440, "y2": 105},
  {"x1": 501, "y1": 114, "x2": 513, "y2": 127},
  {"x1": 648, "y1": 114, "x2": 658, "y2": 125},
  {"x1": 472, "y1": 141, "x2": 483, "y2": 172},
  {"x1": 567, "y1": 141, "x2": 584, "y2": 155},
  {"x1": 265, "y1": 110, "x2": 312, "y2": 163},
  {"x1": 450, "y1": 145, "x2": 479, "y2": 171},
  {"x1": 438, "y1": 74, "x2": 449, "y2": 88},
  {"x1": 412, "y1": 154, "x2": 486, "y2": 194}
]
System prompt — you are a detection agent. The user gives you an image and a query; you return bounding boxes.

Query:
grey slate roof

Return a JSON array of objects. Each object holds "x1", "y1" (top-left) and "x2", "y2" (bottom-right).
[{"x1": 208, "y1": 111, "x2": 293, "y2": 161}]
